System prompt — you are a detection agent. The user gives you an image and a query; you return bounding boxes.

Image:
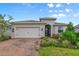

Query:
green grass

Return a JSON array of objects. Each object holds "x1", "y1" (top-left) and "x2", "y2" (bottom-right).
[{"x1": 39, "y1": 46, "x2": 79, "y2": 56}]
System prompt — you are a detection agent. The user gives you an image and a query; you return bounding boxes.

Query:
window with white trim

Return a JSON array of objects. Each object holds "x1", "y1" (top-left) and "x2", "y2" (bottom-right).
[{"x1": 58, "y1": 26, "x2": 63, "y2": 33}]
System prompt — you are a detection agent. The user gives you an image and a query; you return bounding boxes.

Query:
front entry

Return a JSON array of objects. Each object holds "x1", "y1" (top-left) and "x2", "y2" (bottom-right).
[{"x1": 45, "y1": 24, "x2": 51, "y2": 37}]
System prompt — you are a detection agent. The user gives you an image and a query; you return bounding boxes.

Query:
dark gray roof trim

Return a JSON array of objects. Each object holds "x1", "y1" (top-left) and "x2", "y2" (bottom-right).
[
  {"x1": 54, "y1": 22, "x2": 68, "y2": 26},
  {"x1": 40, "y1": 17, "x2": 56, "y2": 21}
]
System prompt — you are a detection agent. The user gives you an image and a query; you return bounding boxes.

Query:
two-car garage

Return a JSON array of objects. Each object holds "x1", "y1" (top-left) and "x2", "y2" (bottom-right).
[
  {"x1": 11, "y1": 22, "x2": 46, "y2": 38},
  {"x1": 15, "y1": 27, "x2": 40, "y2": 38}
]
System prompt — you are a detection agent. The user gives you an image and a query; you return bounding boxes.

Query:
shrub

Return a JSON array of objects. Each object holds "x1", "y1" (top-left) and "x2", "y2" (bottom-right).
[
  {"x1": 0, "y1": 35, "x2": 11, "y2": 41},
  {"x1": 76, "y1": 42, "x2": 79, "y2": 48},
  {"x1": 52, "y1": 34, "x2": 60, "y2": 39},
  {"x1": 3, "y1": 35, "x2": 11, "y2": 40},
  {"x1": 40, "y1": 37, "x2": 60, "y2": 47},
  {"x1": 62, "y1": 40, "x2": 71, "y2": 48},
  {"x1": 40, "y1": 39, "x2": 52, "y2": 47},
  {"x1": 40, "y1": 36, "x2": 63, "y2": 47},
  {"x1": 40, "y1": 37, "x2": 50, "y2": 47},
  {"x1": 60, "y1": 31, "x2": 77, "y2": 45},
  {"x1": 0, "y1": 35, "x2": 4, "y2": 41},
  {"x1": 75, "y1": 32, "x2": 79, "y2": 38},
  {"x1": 75, "y1": 32, "x2": 79, "y2": 41},
  {"x1": 51, "y1": 39, "x2": 59, "y2": 47},
  {"x1": 40, "y1": 39, "x2": 47, "y2": 47}
]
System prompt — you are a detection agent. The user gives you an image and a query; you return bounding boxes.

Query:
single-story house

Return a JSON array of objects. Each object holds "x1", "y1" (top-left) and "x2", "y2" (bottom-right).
[
  {"x1": 74, "y1": 24, "x2": 79, "y2": 32},
  {"x1": 11, "y1": 17, "x2": 67, "y2": 38}
]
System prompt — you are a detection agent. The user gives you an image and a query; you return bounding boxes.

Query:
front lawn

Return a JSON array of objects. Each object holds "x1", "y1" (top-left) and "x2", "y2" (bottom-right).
[{"x1": 39, "y1": 46, "x2": 79, "y2": 56}]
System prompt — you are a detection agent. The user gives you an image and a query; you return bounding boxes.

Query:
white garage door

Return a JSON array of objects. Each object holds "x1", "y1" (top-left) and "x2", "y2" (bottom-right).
[{"x1": 15, "y1": 27, "x2": 40, "y2": 38}]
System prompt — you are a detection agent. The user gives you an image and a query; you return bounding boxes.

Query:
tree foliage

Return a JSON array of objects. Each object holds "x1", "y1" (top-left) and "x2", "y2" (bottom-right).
[
  {"x1": 0, "y1": 14, "x2": 13, "y2": 35},
  {"x1": 66, "y1": 22, "x2": 74, "y2": 32},
  {"x1": 60, "y1": 22, "x2": 77, "y2": 45}
]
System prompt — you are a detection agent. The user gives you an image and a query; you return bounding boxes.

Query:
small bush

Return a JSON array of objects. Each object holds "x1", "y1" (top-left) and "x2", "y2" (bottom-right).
[
  {"x1": 75, "y1": 32, "x2": 79, "y2": 38},
  {"x1": 76, "y1": 42, "x2": 79, "y2": 48},
  {"x1": 40, "y1": 37, "x2": 59, "y2": 47},
  {"x1": 40, "y1": 39, "x2": 47, "y2": 47},
  {"x1": 0, "y1": 35, "x2": 11, "y2": 41},
  {"x1": 40, "y1": 39, "x2": 52, "y2": 47},
  {"x1": 3, "y1": 35, "x2": 11, "y2": 40},
  {"x1": 52, "y1": 34, "x2": 60, "y2": 39},
  {"x1": 40, "y1": 37, "x2": 63, "y2": 47},
  {"x1": 62, "y1": 40, "x2": 71, "y2": 48},
  {"x1": 51, "y1": 39, "x2": 59, "y2": 47},
  {"x1": 40, "y1": 37, "x2": 50, "y2": 47},
  {"x1": 0, "y1": 35, "x2": 4, "y2": 41},
  {"x1": 75, "y1": 32, "x2": 79, "y2": 41}
]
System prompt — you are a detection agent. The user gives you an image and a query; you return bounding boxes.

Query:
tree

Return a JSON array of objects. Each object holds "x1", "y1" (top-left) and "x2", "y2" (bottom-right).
[
  {"x1": 0, "y1": 14, "x2": 13, "y2": 36},
  {"x1": 66, "y1": 22, "x2": 74, "y2": 32}
]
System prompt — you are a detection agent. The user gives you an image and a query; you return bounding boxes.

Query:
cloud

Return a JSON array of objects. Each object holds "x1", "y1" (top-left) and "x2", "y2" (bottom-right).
[
  {"x1": 21, "y1": 3, "x2": 34, "y2": 8},
  {"x1": 47, "y1": 3, "x2": 54, "y2": 8},
  {"x1": 54, "y1": 10, "x2": 63, "y2": 13},
  {"x1": 56, "y1": 4, "x2": 61, "y2": 7},
  {"x1": 65, "y1": 9, "x2": 70, "y2": 12},
  {"x1": 40, "y1": 9, "x2": 43, "y2": 12},
  {"x1": 54, "y1": 9, "x2": 72, "y2": 13},
  {"x1": 47, "y1": 3, "x2": 63, "y2": 8},
  {"x1": 66, "y1": 3, "x2": 71, "y2": 5},
  {"x1": 49, "y1": 10, "x2": 53, "y2": 12},
  {"x1": 74, "y1": 13, "x2": 79, "y2": 17},
  {"x1": 65, "y1": 9, "x2": 72, "y2": 12},
  {"x1": 51, "y1": 14, "x2": 58, "y2": 17},
  {"x1": 54, "y1": 10, "x2": 58, "y2": 12},
  {"x1": 59, "y1": 10, "x2": 63, "y2": 12},
  {"x1": 51, "y1": 13, "x2": 66, "y2": 18},
  {"x1": 58, "y1": 14, "x2": 66, "y2": 17}
]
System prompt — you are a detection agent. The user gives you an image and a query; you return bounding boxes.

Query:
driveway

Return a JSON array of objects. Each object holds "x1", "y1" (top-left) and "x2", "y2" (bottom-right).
[{"x1": 0, "y1": 38, "x2": 41, "y2": 56}]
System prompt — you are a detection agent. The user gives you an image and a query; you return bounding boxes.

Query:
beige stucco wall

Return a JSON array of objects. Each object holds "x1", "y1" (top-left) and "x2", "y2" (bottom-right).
[{"x1": 11, "y1": 24, "x2": 45, "y2": 38}]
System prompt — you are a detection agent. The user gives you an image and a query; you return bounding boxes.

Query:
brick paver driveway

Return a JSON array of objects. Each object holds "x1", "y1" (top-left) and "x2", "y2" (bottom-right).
[{"x1": 0, "y1": 38, "x2": 41, "y2": 56}]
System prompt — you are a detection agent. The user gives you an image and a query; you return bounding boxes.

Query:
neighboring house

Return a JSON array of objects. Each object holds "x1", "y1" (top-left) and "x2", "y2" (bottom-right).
[
  {"x1": 74, "y1": 24, "x2": 79, "y2": 32},
  {"x1": 11, "y1": 17, "x2": 67, "y2": 38}
]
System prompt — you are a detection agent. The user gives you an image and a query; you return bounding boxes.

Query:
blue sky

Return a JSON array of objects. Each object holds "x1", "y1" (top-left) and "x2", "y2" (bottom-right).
[{"x1": 0, "y1": 3, "x2": 79, "y2": 25}]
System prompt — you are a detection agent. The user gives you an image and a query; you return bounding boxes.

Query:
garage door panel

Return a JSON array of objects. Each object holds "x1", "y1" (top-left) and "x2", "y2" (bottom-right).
[{"x1": 15, "y1": 27, "x2": 40, "y2": 38}]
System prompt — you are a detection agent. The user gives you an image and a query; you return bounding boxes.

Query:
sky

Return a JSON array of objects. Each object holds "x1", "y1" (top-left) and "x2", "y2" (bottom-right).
[{"x1": 0, "y1": 3, "x2": 79, "y2": 25}]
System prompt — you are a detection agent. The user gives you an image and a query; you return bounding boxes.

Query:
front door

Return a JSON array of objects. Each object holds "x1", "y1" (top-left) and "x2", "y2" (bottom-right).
[{"x1": 45, "y1": 24, "x2": 51, "y2": 37}]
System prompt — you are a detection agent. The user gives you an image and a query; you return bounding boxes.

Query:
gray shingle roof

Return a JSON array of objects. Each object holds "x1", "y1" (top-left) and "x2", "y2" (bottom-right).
[
  {"x1": 11, "y1": 20, "x2": 46, "y2": 25},
  {"x1": 75, "y1": 24, "x2": 79, "y2": 28}
]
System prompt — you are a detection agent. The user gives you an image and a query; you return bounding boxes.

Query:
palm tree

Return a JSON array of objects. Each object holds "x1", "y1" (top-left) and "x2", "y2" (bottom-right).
[{"x1": 0, "y1": 14, "x2": 13, "y2": 36}]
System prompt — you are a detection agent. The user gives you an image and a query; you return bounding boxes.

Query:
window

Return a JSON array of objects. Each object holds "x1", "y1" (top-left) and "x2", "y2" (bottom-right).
[{"x1": 58, "y1": 26, "x2": 63, "y2": 33}]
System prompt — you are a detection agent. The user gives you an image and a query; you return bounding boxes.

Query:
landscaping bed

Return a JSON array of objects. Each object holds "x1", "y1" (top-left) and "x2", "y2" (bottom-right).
[{"x1": 39, "y1": 36, "x2": 79, "y2": 56}]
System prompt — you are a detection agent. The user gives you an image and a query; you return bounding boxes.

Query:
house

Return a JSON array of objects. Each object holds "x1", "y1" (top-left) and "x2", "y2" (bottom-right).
[
  {"x1": 11, "y1": 17, "x2": 67, "y2": 38},
  {"x1": 74, "y1": 24, "x2": 79, "y2": 32}
]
